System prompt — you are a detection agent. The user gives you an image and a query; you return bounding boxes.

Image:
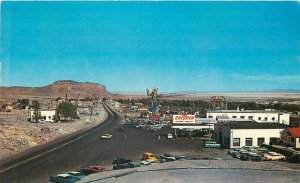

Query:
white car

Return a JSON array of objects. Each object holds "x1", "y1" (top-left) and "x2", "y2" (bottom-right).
[
  {"x1": 101, "y1": 134, "x2": 112, "y2": 139},
  {"x1": 140, "y1": 160, "x2": 151, "y2": 166},
  {"x1": 167, "y1": 134, "x2": 173, "y2": 139}
]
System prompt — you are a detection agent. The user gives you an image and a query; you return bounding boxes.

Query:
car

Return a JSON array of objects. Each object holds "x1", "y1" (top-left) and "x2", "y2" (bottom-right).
[
  {"x1": 263, "y1": 152, "x2": 286, "y2": 161},
  {"x1": 142, "y1": 152, "x2": 158, "y2": 162},
  {"x1": 112, "y1": 157, "x2": 132, "y2": 165},
  {"x1": 203, "y1": 141, "x2": 221, "y2": 148},
  {"x1": 128, "y1": 162, "x2": 141, "y2": 168},
  {"x1": 66, "y1": 172, "x2": 85, "y2": 179},
  {"x1": 160, "y1": 154, "x2": 176, "y2": 161},
  {"x1": 167, "y1": 134, "x2": 173, "y2": 139},
  {"x1": 101, "y1": 134, "x2": 112, "y2": 139},
  {"x1": 78, "y1": 166, "x2": 105, "y2": 175},
  {"x1": 140, "y1": 160, "x2": 151, "y2": 166},
  {"x1": 250, "y1": 154, "x2": 263, "y2": 162},
  {"x1": 49, "y1": 173, "x2": 82, "y2": 183},
  {"x1": 113, "y1": 163, "x2": 130, "y2": 170},
  {"x1": 228, "y1": 149, "x2": 241, "y2": 156}
]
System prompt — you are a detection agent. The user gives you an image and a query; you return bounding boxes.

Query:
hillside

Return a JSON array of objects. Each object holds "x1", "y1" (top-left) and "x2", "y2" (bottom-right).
[{"x1": 0, "y1": 80, "x2": 116, "y2": 99}]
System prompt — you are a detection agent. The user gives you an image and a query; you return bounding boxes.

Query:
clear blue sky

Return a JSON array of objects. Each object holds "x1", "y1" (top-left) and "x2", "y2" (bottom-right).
[{"x1": 1, "y1": 2, "x2": 300, "y2": 92}]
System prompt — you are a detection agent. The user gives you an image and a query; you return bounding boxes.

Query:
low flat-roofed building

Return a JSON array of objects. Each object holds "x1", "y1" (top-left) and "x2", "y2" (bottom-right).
[
  {"x1": 214, "y1": 121, "x2": 287, "y2": 148},
  {"x1": 207, "y1": 109, "x2": 290, "y2": 125},
  {"x1": 30, "y1": 109, "x2": 56, "y2": 122}
]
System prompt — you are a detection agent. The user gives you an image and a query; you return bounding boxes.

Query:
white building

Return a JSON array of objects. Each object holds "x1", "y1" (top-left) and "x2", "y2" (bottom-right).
[
  {"x1": 30, "y1": 109, "x2": 56, "y2": 122},
  {"x1": 214, "y1": 121, "x2": 287, "y2": 148},
  {"x1": 207, "y1": 109, "x2": 290, "y2": 125}
]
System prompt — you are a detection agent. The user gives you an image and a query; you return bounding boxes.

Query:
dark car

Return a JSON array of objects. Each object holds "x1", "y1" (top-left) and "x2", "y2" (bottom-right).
[
  {"x1": 128, "y1": 162, "x2": 141, "y2": 168},
  {"x1": 240, "y1": 153, "x2": 250, "y2": 161},
  {"x1": 112, "y1": 158, "x2": 132, "y2": 165},
  {"x1": 113, "y1": 163, "x2": 130, "y2": 170},
  {"x1": 160, "y1": 154, "x2": 176, "y2": 161}
]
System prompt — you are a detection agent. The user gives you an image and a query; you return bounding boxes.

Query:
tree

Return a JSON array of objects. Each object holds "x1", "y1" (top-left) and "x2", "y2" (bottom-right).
[
  {"x1": 57, "y1": 102, "x2": 77, "y2": 121},
  {"x1": 32, "y1": 100, "x2": 40, "y2": 125}
]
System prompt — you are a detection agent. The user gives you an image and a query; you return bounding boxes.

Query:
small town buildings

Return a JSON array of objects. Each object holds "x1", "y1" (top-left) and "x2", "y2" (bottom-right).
[
  {"x1": 30, "y1": 109, "x2": 56, "y2": 122},
  {"x1": 214, "y1": 121, "x2": 287, "y2": 148},
  {"x1": 207, "y1": 109, "x2": 290, "y2": 125},
  {"x1": 281, "y1": 127, "x2": 300, "y2": 149}
]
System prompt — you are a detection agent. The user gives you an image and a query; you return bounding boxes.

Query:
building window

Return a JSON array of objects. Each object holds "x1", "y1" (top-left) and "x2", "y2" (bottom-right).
[
  {"x1": 232, "y1": 116, "x2": 237, "y2": 118},
  {"x1": 264, "y1": 117, "x2": 268, "y2": 121},
  {"x1": 248, "y1": 116, "x2": 253, "y2": 119},
  {"x1": 257, "y1": 138, "x2": 265, "y2": 146},
  {"x1": 233, "y1": 138, "x2": 240, "y2": 147},
  {"x1": 272, "y1": 117, "x2": 275, "y2": 121},
  {"x1": 291, "y1": 137, "x2": 295, "y2": 143},
  {"x1": 240, "y1": 116, "x2": 245, "y2": 119},
  {"x1": 245, "y1": 138, "x2": 253, "y2": 146},
  {"x1": 270, "y1": 137, "x2": 277, "y2": 144},
  {"x1": 258, "y1": 117, "x2": 261, "y2": 121}
]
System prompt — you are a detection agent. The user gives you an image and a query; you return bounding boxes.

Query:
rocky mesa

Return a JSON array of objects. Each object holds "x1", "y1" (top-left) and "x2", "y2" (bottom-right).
[{"x1": 0, "y1": 80, "x2": 116, "y2": 99}]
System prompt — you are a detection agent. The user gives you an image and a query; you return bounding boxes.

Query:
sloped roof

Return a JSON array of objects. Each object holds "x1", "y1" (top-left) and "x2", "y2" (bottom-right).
[{"x1": 284, "y1": 127, "x2": 300, "y2": 138}]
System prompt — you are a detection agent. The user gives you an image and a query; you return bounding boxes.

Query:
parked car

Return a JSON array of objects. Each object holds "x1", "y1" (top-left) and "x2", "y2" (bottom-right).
[
  {"x1": 78, "y1": 166, "x2": 105, "y2": 175},
  {"x1": 249, "y1": 154, "x2": 263, "y2": 162},
  {"x1": 49, "y1": 173, "x2": 82, "y2": 183},
  {"x1": 66, "y1": 172, "x2": 85, "y2": 180},
  {"x1": 167, "y1": 134, "x2": 173, "y2": 139},
  {"x1": 142, "y1": 152, "x2": 158, "y2": 162},
  {"x1": 140, "y1": 160, "x2": 151, "y2": 166},
  {"x1": 203, "y1": 141, "x2": 221, "y2": 148},
  {"x1": 263, "y1": 152, "x2": 285, "y2": 161},
  {"x1": 112, "y1": 157, "x2": 132, "y2": 165},
  {"x1": 128, "y1": 162, "x2": 141, "y2": 168},
  {"x1": 160, "y1": 154, "x2": 176, "y2": 161},
  {"x1": 228, "y1": 148, "x2": 242, "y2": 156},
  {"x1": 113, "y1": 163, "x2": 130, "y2": 170},
  {"x1": 101, "y1": 134, "x2": 112, "y2": 139}
]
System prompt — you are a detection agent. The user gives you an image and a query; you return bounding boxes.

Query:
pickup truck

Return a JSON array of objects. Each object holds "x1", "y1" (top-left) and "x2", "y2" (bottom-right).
[{"x1": 203, "y1": 141, "x2": 221, "y2": 148}]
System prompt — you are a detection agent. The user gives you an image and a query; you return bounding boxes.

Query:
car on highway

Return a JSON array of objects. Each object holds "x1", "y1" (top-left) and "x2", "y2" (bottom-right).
[
  {"x1": 160, "y1": 154, "x2": 176, "y2": 161},
  {"x1": 203, "y1": 141, "x2": 221, "y2": 148},
  {"x1": 78, "y1": 166, "x2": 105, "y2": 175},
  {"x1": 49, "y1": 173, "x2": 83, "y2": 183},
  {"x1": 112, "y1": 157, "x2": 132, "y2": 165},
  {"x1": 101, "y1": 134, "x2": 112, "y2": 139}
]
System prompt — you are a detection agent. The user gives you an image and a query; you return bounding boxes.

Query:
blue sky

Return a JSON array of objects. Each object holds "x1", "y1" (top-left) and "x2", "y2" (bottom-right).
[{"x1": 1, "y1": 2, "x2": 300, "y2": 92}]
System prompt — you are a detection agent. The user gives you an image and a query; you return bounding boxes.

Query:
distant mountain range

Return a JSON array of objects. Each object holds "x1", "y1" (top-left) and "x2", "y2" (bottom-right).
[{"x1": 0, "y1": 80, "x2": 299, "y2": 101}]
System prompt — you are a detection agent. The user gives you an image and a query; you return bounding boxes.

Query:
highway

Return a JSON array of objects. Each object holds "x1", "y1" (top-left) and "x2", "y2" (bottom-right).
[{"x1": 0, "y1": 104, "x2": 202, "y2": 183}]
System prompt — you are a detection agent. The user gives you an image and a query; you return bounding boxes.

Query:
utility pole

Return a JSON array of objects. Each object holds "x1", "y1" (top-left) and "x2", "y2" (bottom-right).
[{"x1": 208, "y1": 109, "x2": 211, "y2": 166}]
